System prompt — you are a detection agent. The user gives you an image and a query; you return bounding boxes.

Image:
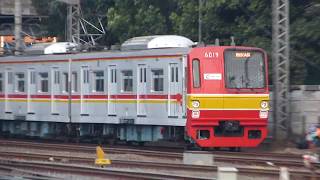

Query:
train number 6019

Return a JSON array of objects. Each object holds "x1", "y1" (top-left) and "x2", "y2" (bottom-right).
[{"x1": 204, "y1": 52, "x2": 219, "y2": 58}]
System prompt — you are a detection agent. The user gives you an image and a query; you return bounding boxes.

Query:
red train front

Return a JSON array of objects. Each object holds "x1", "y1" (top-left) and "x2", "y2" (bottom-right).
[{"x1": 186, "y1": 46, "x2": 269, "y2": 148}]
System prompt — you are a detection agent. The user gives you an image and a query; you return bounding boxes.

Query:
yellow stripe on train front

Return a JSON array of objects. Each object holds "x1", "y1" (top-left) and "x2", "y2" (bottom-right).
[{"x1": 187, "y1": 94, "x2": 269, "y2": 110}]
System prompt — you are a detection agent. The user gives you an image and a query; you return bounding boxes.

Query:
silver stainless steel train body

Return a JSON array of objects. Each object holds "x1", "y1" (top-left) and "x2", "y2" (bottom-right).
[{"x1": 0, "y1": 45, "x2": 190, "y2": 142}]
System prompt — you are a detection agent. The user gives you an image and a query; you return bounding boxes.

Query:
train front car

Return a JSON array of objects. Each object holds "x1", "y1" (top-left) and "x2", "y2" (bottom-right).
[{"x1": 186, "y1": 46, "x2": 269, "y2": 148}]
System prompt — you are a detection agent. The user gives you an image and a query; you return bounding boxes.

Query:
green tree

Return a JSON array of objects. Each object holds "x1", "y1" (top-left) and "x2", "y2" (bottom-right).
[
  {"x1": 107, "y1": 0, "x2": 168, "y2": 44},
  {"x1": 31, "y1": 0, "x2": 67, "y2": 40},
  {"x1": 31, "y1": 0, "x2": 320, "y2": 84}
]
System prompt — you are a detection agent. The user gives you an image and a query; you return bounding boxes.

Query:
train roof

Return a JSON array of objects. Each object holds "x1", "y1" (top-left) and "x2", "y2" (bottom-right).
[{"x1": 0, "y1": 47, "x2": 191, "y2": 63}]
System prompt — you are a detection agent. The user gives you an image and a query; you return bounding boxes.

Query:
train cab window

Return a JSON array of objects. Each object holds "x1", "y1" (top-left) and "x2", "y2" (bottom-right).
[
  {"x1": 72, "y1": 72, "x2": 78, "y2": 92},
  {"x1": 39, "y1": 72, "x2": 49, "y2": 92},
  {"x1": 121, "y1": 70, "x2": 133, "y2": 92},
  {"x1": 0, "y1": 73, "x2": 3, "y2": 92},
  {"x1": 94, "y1": 71, "x2": 104, "y2": 92},
  {"x1": 151, "y1": 69, "x2": 164, "y2": 92},
  {"x1": 192, "y1": 59, "x2": 201, "y2": 88},
  {"x1": 15, "y1": 73, "x2": 25, "y2": 92}
]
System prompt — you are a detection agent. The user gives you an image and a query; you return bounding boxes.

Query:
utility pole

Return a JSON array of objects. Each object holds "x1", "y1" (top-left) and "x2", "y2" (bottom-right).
[
  {"x1": 272, "y1": 0, "x2": 291, "y2": 141},
  {"x1": 58, "y1": 0, "x2": 80, "y2": 43},
  {"x1": 66, "y1": 0, "x2": 80, "y2": 43},
  {"x1": 14, "y1": 0, "x2": 22, "y2": 54}
]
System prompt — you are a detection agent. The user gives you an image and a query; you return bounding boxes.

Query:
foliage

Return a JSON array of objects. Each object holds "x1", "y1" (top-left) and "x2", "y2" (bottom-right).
[{"x1": 31, "y1": 0, "x2": 320, "y2": 84}]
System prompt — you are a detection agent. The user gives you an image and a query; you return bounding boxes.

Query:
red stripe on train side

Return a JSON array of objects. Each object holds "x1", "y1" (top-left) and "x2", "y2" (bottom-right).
[{"x1": 0, "y1": 94, "x2": 183, "y2": 100}]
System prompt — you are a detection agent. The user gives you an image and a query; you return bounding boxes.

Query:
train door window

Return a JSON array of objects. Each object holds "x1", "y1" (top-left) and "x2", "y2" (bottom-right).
[
  {"x1": 63, "y1": 73, "x2": 69, "y2": 93},
  {"x1": 110, "y1": 69, "x2": 117, "y2": 83},
  {"x1": 72, "y1": 72, "x2": 77, "y2": 92},
  {"x1": 94, "y1": 71, "x2": 104, "y2": 92},
  {"x1": 121, "y1": 70, "x2": 133, "y2": 92},
  {"x1": 192, "y1": 59, "x2": 201, "y2": 88},
  {"x1": 170, "y1": 66, "x2": 179, "y2": 82},
  {"x1": 0, "y1": 73, "x2": 3, "y2": 92},
  {"x1": 30, "y1": 71, "x2": 36, "y2": 84},
  {"x1": 39, "y1": 72, "x2": 49, "y2": 92},
  {"x1": 7, "y1": 72, "x2": 13, "y2": 85},
  {"x1": 15, "y1": 73, "x2": 25, "y2": 92},
  {"x1": 139, "y1": 67, "x2": 147, "y2": 83},
  {"x1": 83, "y1": 69, "x2": 89, "y2": 84},
  {"x1": 54, "y1": 70, "x2": 60, "y2": 84},
  {"x1": 151, "y1": 69, "x2": 163, "y2": 92}
]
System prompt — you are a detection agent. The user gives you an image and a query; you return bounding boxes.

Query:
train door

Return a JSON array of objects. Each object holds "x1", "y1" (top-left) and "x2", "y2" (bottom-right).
[
  {"x1": 4, "y1": 69, "x2": 13, "y2": 113},
  {"x1": 80, "y1": 66, "x2": 89, "y2": 115},
  {"x1": 51, "y1": 68, "x2": 59, "y2": 114},
  {"x1": 107, "y1": 65, "x2": 117, "y2": 116},
  {"x1": 27, "y1": 69, "x2": 36, "y2": 113},
  {"x1": 137, "y1": 64, "x2": 147, "y2": 117},
  {"x1": 168, "y1": 63, "x2": 180, "y2": 118}
]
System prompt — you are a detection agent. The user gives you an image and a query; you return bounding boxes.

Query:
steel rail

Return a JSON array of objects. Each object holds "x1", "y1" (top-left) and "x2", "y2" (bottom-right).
[
  {"x1": 0, "y1": 139, "x2": 315, "y2": 168},
  {"x1": 0, "y1": 159, "x2": 212, "y2": 180},
  {"x1": 0, "y1": 151, "x2": 319, "y2": 179}
]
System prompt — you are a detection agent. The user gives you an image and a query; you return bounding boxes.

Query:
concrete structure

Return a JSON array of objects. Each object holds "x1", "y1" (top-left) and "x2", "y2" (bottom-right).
[
  {"x1": 183, "y1": 151, "x2": 214, "y2": 166},
  {"x1": 217, "y1": 167, "x2": 238, "y2": 180},
  {"x1": 0, "y1": 0, "x2": 37, "y2": 15},
  {"x1": 269, "y1": 85, "x2": 320, "y2": 137},
  {"x1": 0, "y1": 0, "x2": 40, "y2": 38},
  {"x1": 279, "y1": 167, "x2": 290, "y2": 180}
]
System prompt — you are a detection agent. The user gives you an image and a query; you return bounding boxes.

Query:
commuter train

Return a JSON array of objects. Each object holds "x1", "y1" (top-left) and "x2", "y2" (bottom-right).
[{"x1": 0, "y1": 35, "x2": 269, "y2": 148}]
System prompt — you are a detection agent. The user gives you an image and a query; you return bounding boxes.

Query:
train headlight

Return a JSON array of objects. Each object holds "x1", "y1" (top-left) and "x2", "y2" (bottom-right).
[
  {"x1": 192, "y1": 100, "x2": 200, "y2": 108},
  {"x1": 260, "y1": 101, "x2": 269, "y2": 109}
]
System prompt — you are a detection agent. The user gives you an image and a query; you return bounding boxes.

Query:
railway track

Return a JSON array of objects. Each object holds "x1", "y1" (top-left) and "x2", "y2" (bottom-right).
[
  {"x1": 0, "y1": 159, "x2": 210, "y2": 180},
  {"x1": 0, "y1": 139, "x2": 317, "y2": 168},
  {"x1": 0, "y1": 149, "x2": 319, "y2": 179}
]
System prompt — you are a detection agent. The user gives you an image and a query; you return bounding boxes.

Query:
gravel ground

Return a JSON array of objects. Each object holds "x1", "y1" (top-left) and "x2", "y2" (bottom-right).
[{"x1": 0, "y1": 145, "x2": 311, "y2": 180}]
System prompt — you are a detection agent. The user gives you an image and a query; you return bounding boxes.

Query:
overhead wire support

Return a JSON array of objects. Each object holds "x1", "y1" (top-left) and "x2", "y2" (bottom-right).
[{"x1": 272, "y1": 0, "x2": 291, "y2": 141}]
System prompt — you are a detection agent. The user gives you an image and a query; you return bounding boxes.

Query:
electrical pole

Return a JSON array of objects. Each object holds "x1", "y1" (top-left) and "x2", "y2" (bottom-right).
[
  {"x1": 58, "y1": 0, "x2": 80, "y2": 43},
  {"x1": 272, "y1": 0, "x2": 291, "y2": 141},
  {"x1": 14, "y1": 0, "x2": 22, "y2": 54}
]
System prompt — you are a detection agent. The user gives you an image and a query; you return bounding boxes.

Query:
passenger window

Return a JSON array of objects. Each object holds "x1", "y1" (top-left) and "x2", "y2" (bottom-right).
[
  {"x1": 122, "y1": 70, "x2": 133, "y2": 92},
  {"x1": 15, "y1": 73, "x2": 25, "y2": 92},
  {"x1": 151, "y1": 69, "x2": 164, "y2": 91},
  {"x1": 0, "y1": 73, "x2": 3, "y2": 92},
  {"x1": 192, "y1": 59, "x2": 201, "y2": 88},
  {"x1": 39, "y1": 72, "x2": 49, "y2": 92},
  {"x1": 94, "y1": 71, "x2": 104, "y2": 92}
]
